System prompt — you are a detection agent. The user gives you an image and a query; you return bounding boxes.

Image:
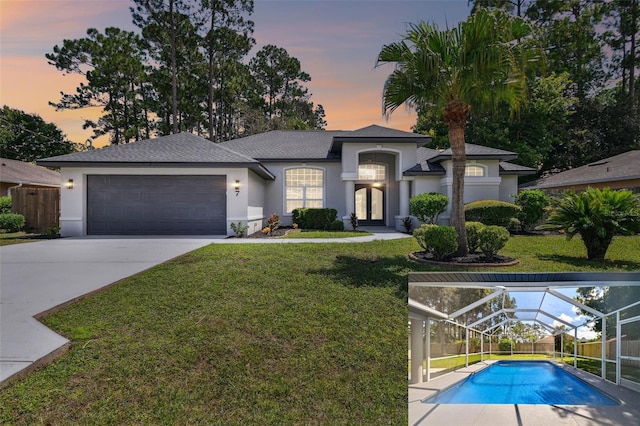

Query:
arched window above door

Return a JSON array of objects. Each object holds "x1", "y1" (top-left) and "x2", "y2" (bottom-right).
[{"x1": 358, "y1": 163, "x2": 387, "y2": 181}]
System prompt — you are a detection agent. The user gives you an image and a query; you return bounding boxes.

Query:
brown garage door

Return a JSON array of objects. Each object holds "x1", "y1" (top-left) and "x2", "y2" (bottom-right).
[{"x1": 87, "y1": 175, "x2": 226, "y2": 235}]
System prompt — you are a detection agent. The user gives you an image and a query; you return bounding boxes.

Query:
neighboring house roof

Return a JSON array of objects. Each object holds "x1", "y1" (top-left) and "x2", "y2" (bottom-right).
[
  {"x1": 531, "y1": 150, "x2": 640, "y2": 190},
  {"x1": 37, "y1": 133, "x2": 276, "y2": 180},
  {"x1": 0, "y1": 157, "x2": 61, "y2": 187}
]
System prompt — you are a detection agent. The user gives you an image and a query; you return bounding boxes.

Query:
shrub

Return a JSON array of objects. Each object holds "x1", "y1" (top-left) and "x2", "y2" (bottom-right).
[
  {"x1": 292, "y1": 208, "x2": 337, "y2": 230},
  {"x1": 46, "y1": 225, "x2": 61, "y2": 238},
  {"x1": 464, "y1": 200, "x2": 521, "y2": 226},
  {"x1": 350, "y1": 212, "x2": 358, "y2": 230},
  {"x1": 330, "y1": 220, "x2": 344, "y2": 231},
  {"x1": 507, "y1": 217, "x2": 522, "y2": 234},
  {"x1": 478, "y1": 225, "x2": 510, "y2": 260},
  {"x1": 537, "y1": 188, "x2": 640, "y2": 260},
  {"x1": 230, "y1": 221, "x2": 249, "y2": 237},
  {"x1": 514, "y1": 189, "x2": 550, "y2": 231},
  {"x1": 266, "y1": 213, "x2": 280, "y2": 233},
  {"x1": 499, "y1": 338, "x2": 514, "y2": 353},
  {"x1": 0, "y1": 196, "x2": 11, "y2": 214},
  {"x1": 412, "y1": 224, "x2": 458, "y2": 260},
  {"x1": 409, "y1": 192, "x2": 449, "y2": 224},
  {"x1": 0, "y1": 213, "x2": 25, "y2": 232},
  {"x1": 401, "y1": 216, "x2": 413, "y2": 234},
  {"x1": 465, "y1": 221, "x2": 485, "y2": 253}
]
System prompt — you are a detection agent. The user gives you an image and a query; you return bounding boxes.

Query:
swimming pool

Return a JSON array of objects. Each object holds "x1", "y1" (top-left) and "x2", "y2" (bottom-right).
[{"x1": 424, "y1": 361, "x2": 619, "y2": 405}]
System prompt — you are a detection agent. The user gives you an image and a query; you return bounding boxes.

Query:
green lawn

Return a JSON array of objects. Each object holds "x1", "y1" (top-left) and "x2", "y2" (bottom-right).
[
  {"x1": 0, "y1": 232, "x2": 41, "y2": 246},
  {"x1": 1, "y1": 235, "x2": 639, "y2": 424}
]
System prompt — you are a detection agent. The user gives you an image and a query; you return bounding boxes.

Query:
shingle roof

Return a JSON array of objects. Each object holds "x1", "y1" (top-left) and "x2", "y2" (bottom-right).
[
  {"x1": 403, "y1": 146, "x2": 532, "y2": 176},
  {"x1": 533, "y1": 150, "x2": 640, "y2": 189},
  {"x1": 428, "y1": 143, "x2": 518, "y2": 162},
  {"x1": 499, "y1": 162, "x2": 536, "y2": 176},
  {"x1": 0, "y1": 157, "x2": 61, "y2": 187},
  {"x1": 37, "y1": 133, "x2": 276, "y2": 179},
  {"x1": 217, "y1": 130, "x2": 342, "y2": 161}
]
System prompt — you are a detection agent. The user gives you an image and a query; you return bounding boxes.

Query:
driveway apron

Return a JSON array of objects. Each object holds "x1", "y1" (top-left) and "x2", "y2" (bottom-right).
[{"x1": 0, "y1": 237, "x2": 220, "y2": 385}]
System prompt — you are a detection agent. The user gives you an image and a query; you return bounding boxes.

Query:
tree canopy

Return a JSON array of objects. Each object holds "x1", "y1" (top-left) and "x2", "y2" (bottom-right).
[
  {"x1": 0, "y1": 106, "x2": 82, "y2": 162},
  {"x1": 47, "y1": 0, "x2": 325, "y2": 145}
]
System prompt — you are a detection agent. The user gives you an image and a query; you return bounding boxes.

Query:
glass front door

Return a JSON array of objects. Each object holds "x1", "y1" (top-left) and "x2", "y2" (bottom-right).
[{"x1": 355, "y1": 184, "x2": 385, "y2": 225}]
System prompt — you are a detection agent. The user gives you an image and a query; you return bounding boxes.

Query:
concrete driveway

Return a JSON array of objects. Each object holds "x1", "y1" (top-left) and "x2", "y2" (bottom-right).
[{"x1": 0, "y1": 236, "x2": 221, "y2": 386}]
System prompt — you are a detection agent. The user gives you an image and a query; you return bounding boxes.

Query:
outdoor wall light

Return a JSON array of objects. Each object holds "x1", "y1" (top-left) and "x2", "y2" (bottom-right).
[
  {"x1": 65, "y1": 179, "x2": 74, "y2": 189},
  {"x1": 233, "y1": 180, "x2": 240, "y2": 196}
]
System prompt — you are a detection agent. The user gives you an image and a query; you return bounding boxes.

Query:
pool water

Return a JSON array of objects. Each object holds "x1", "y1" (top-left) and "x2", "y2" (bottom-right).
[{"x1": 425, "y1": 361, "x2": 619, "y2": 405}]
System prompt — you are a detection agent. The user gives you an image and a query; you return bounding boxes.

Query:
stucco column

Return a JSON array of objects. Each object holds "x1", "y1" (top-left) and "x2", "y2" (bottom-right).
[
  {"x1": 410, "y1": 318, "x2": 424, "y2": 384},
  {"x1": 344, "y1": 180, "x2": 355, "y2": 218},
  {"x1": 399, "y1": 179, "x2": 410, "y2": 217}
]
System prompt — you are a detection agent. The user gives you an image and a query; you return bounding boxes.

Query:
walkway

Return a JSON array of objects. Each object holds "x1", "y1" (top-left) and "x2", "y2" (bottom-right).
[{"x1": 0, "y1": 230, "x2": 409, "y2": 386}]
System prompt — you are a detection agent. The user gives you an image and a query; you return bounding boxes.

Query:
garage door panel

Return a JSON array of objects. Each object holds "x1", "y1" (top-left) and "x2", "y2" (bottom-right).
[{"x1": 87, "y1": 175, "x2": 227, "y2": 235}]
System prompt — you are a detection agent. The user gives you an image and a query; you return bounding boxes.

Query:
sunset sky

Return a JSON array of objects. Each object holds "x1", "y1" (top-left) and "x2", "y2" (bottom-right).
[{"x1": 0, "y1": 0, "x2": 472, "y2": 147}]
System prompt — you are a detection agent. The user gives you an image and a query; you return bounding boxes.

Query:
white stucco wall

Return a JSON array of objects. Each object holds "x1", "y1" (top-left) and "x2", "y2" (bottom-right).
[
  {"x1": 258, "y1": 161, "x2": 344, "y2": 226},
  {"x1": 58, "y1": 166, "x2": 255, "y2": 237}
]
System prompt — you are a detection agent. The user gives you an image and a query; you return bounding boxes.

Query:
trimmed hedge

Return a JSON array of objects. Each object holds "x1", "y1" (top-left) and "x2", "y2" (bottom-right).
[
  {"x1": 478, "y1": 225, "x2": 510, "y2": 260},
  {"x1": 413, "y1": 224, "x2": 458, "y2": 260},
  {"x1": 0, "y1": 213, "x2": 25, "y2": 232},
  {"x1": 292, "y1": 208, "x2": 338, "y2": 230},
  {"x1": 465, "y1": 221, "x2": 485, "y2": 253},
  {"x1": 409, "y1": 192, "x2": 449, "y2": 224},
  {"x1": 330, "y1": 220, "x2": 345, "y2": 231},
  {"x1": 464, "y1": 200, "x2": 521, "y2": 227}
]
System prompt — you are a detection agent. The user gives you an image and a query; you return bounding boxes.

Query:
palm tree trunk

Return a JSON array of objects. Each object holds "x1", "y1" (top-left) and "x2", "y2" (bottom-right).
[{"x1": 445, "y1": 104, "x2": 470, "y2": 256}]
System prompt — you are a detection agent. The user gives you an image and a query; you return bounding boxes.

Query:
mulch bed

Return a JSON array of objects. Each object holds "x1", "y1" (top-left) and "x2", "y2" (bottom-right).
[{"x1": 408, "y1": 251, "x2": 519, "y2": 267}]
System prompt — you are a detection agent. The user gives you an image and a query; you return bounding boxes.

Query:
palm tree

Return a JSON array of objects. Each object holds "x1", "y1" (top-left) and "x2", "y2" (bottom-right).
[{"x1": 377, "y1": 9, "x2": 541, "y2": 255}]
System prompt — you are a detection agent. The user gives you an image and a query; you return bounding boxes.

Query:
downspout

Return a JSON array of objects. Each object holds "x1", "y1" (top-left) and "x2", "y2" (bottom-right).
[{"x1": 7, "y1": 182, "x2": 23, "y2": 199}]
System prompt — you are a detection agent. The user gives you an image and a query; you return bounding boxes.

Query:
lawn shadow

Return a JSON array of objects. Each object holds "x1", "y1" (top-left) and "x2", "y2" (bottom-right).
[
  {"x1": 311, "y1": 253, "x2": 453, "y2": 299},
  {"x1": 535, "y1": 254, "x2": 640, "y2": 271}
]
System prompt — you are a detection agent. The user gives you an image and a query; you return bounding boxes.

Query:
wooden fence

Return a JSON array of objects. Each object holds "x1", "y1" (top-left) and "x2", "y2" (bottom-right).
[{"x1": 11, "y1": 187, "x2": 60, "y2": 234}]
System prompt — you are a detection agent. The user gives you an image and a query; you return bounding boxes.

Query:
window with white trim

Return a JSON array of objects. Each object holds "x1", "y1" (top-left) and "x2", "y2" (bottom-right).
[
  {"x1": 465, "y1": 165, "x2": 486, "y2": 177},
  {"x1": 358, "y1": 163, "x2": 386, "y2": 181},
  {"x1": 285, "y1": 168, "x2": 324, "y2": 213}
]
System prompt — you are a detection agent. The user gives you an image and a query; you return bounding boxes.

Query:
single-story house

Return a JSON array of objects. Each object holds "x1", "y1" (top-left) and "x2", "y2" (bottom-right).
[
  {"x1": 526, "y1": 150, "x2": 640, "y2": 193},
  {"x1": 0, "y1": 157, "x2": 61, "y2": 196},
  {"x1": 37, "y1": 125, "x2": 535, "y2": 236}
]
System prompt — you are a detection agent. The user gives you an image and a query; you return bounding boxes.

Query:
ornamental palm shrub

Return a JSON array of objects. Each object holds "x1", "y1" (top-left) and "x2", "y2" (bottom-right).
[
  {"x1": 409, "y1": 193, "x2": 449, "y2": 224},
  {"x1": 514, "y1": 189, "x2": 550, "y2": 231},
  {"x1": 538, "y1": 188, "x2": 640, "y2": 260},
  {"x1": 465, "y1": 221, "x2": 485, "y2": 253},
  {"x1": 413, "y1": 224, "x2": 458, "y2": 260},
  {"x1": 478, "y1": 225, "x2": 510, "y2": 260}
]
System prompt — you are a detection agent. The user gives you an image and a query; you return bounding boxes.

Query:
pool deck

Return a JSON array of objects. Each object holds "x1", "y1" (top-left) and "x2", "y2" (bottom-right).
[{"x1": 409, "y1": 360, "x2": 640, "y2": 426}]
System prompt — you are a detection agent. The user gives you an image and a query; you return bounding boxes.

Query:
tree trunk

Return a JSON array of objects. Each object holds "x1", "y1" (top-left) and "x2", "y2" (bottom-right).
[
  {"x1": 444, "y1": 100, "x2": 470, "y2": 256},
  {"x1": 170, "y1": 0, "x2": 179, "y2": 134}
]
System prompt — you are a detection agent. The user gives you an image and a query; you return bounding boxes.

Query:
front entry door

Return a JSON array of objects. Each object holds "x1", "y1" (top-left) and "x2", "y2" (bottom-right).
[{"x1": 355, "y1": 184, "x2": 385, "y2": 225}]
